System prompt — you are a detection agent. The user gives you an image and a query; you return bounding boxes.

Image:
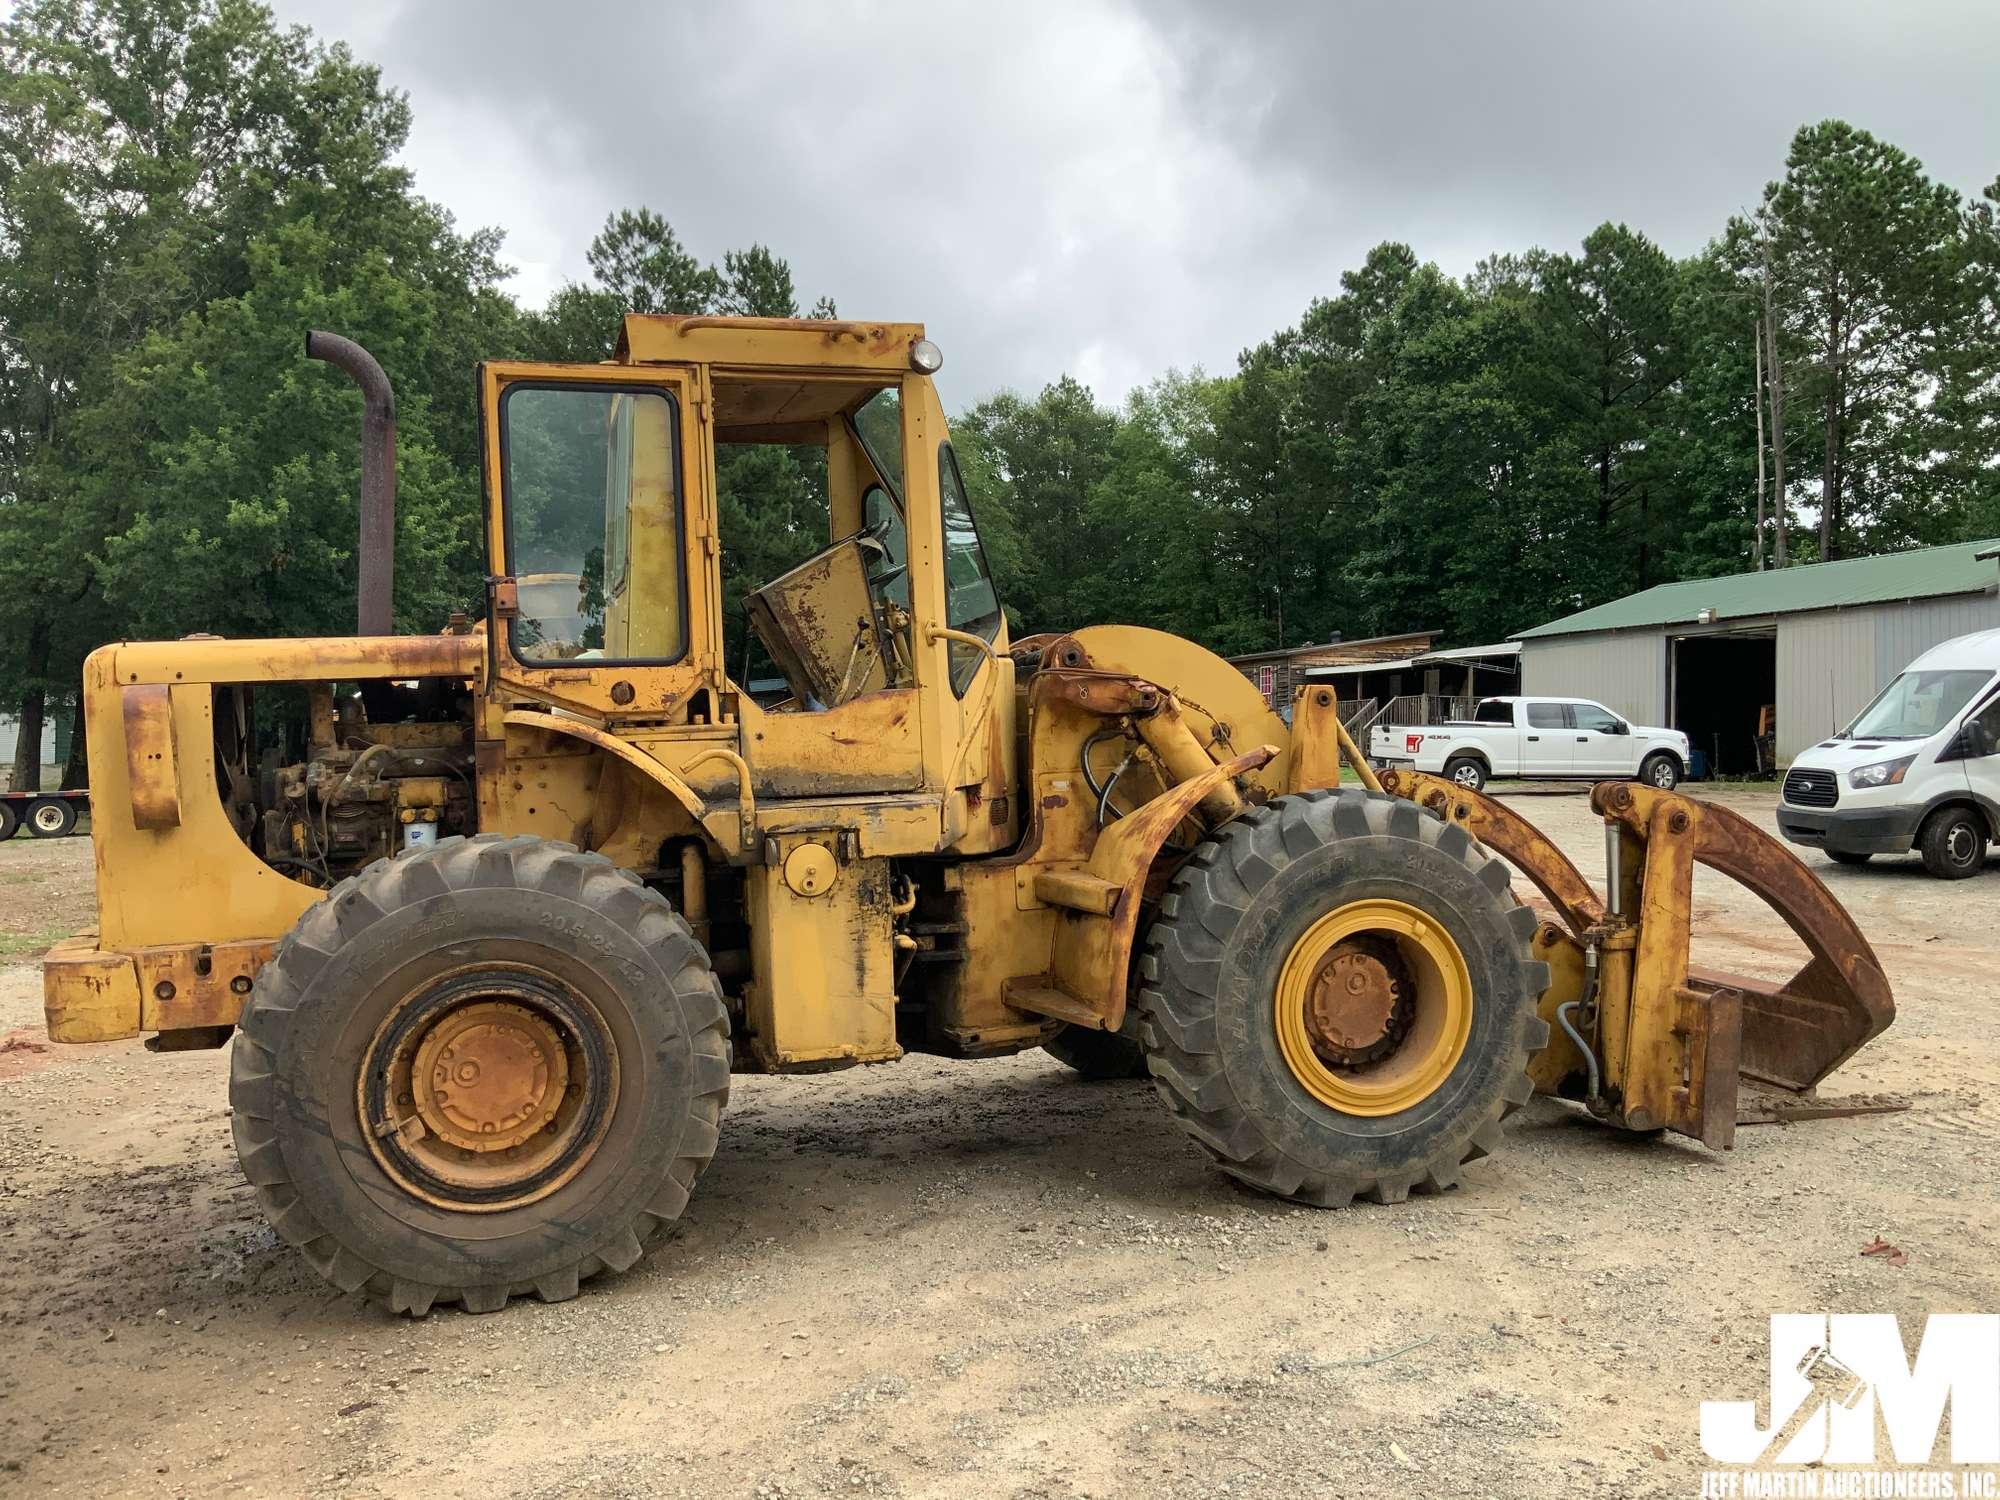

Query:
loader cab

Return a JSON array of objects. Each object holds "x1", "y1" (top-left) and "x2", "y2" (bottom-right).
[{"x1": 479, "y1": 316, "x2": 1011, "y2": 825}]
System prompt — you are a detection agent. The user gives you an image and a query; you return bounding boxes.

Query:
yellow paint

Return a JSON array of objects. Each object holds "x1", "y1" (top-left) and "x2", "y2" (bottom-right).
[
  {"x1": 743, "y1": 851, "x2": 901, "y2": 1069},
  {"x1": 1272, "y1": 899, "x2": 1473, "y2": 1117}
]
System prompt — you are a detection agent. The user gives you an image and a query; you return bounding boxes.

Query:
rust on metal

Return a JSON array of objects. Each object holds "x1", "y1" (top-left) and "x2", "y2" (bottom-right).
[
  {"x1": 120, "y1": 683, "x2": 181, "y2": 831},
  {"x1": 136, "y1": 938, "x2": 275, "y2": 1031},
  {"x1": 1380, "y1": 768, "x2": 1607, "y2": 931},
  {"x1": 1304, "y1": 935, "x2": 1413, "y2": 1066},
  {"x1": 1592, "y1": 782, "x2": 1895, "y2": 1093},
  {"x1": 410, "y1": 1000, "x2": 568, "y2": 1154},
  {"x1": 305, "y1": 331, "x2": 397, "y2": 636}
]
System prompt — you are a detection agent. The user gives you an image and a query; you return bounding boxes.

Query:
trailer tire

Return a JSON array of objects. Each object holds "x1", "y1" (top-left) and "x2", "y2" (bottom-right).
[
  {"x1": 26, "y1": 797, "x2": 75, "y2": 838},
  {"x1": 1044, "y1": 1024, "x2": 1148, "y2": 1080},
  {"x1": 1442, "y1": 755, "x2": 1487, "y2": 793},
  {"x1": 229, "y1": 834, "x2": 730, "y2": 1315},
  {"x1": 1136, "y1": 790, "x2": 1549, "y2": 1208},
  {"x1": 0, "y1": 801, "x2": 17, "y2": 842},
  {"x1": 1918, "y1": 806, "x2": 1987, "y2": 880}
]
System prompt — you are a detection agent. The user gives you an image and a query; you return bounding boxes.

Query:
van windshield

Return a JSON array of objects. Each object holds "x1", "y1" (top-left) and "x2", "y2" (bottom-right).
[{"x1": 1845, "y1": 669, "x2": 1992, "y2": 739}]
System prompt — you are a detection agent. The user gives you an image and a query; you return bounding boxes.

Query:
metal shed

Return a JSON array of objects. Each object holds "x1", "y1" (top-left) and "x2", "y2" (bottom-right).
[{"x1": 1514, "y1": 539, "x2": 2000, "y2": 771}]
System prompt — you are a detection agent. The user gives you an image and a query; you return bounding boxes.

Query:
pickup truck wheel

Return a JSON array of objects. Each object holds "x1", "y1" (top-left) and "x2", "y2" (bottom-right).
[
  {"x1": 0, "y1": 801, "x2": 17, "y2": 842},
  {"x1": 1639, "y1": 753, "x2": 1681, "y2": 791},
  {"x1": 1918, "y1": 807, "x2": 1987, "y2": 880},
  {"x1": 229, "y1": 835, "x2": 730, "y2": 1315},
  {"x1": 1044, "y1": 1024, "x2": 1148, "y2": 1080},
  {"x1": 1442, "y1": 756, "x2": 1486, "y2": 793},
  {"x1": 1136, "y1": 790, "x2": 1549, "y2": 1209},
  {"x1": 26, "y1": 797, "x2": 75, "y2": 838}
]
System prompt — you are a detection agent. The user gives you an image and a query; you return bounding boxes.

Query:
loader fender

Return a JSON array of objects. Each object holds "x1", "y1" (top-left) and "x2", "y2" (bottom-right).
[
  {"x1": 1034, "y1": 746, "x2": 1277, "y2": 1033},
  {"x1": 502, "y1": 710, "x2": 739, "y2": 855}
]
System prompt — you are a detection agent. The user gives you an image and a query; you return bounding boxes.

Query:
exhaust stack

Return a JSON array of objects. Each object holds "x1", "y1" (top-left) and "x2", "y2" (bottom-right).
[{"x1": 305, "y1": 331, "x2": 396, "y2": 636}]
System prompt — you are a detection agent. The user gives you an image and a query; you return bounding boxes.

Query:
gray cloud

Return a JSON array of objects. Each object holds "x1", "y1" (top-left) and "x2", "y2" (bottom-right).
[{"x1": 271, "y1": 0, "x2": 2000, "y2": 405}]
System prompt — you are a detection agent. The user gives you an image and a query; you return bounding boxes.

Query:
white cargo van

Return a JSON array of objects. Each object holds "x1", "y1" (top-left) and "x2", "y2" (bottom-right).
[{"x1": 1777, "y1": 627, "x2": 2000, "y2": 878}]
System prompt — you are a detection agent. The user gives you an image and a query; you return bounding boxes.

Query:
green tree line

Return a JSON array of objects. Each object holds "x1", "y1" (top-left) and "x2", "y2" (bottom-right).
[{"x1": 3, "y1": 0, "x2": 1996, "y2": 787}]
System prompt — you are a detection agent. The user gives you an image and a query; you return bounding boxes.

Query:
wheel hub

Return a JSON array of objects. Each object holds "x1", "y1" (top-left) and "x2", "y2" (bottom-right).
[
  {"x1": 1273, "y1": 899, "x2": 1474, "y2": 1118},
  {"x1": 1304, "y1": 935, "x2": 1414, "y2": 1067},
  {"x1": 410, "y1": 1002, "x2": 569, "y2": 1154},
  {"x1": 359, "y1": 967, "x2": 616, "y2": 1212}
]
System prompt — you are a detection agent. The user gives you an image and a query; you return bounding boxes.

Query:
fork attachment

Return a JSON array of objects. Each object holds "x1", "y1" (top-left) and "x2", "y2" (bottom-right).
[{"x1": 1376, "y1": 772, "x2": 1895, "y2": 1152}]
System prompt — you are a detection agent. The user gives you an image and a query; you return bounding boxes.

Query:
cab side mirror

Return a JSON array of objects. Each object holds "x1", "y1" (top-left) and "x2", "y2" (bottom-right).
[
  {"x1": 1962, "y1": 718, "x2": 1996, "y2": 759},
  {"x1": 1609, "y1": 721, "x2": 1629, "y2": 736}
]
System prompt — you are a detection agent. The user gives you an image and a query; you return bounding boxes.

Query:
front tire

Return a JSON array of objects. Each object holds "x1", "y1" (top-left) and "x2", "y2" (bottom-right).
[
  {"x1": 1639, "y1": 753, "x2": 1681, "y2": 791},
  {"x1": 1918, "y1": 806, "x2": 1987, "y2": 880},
  {"x1": 1136, "y1": 791, "x2": 1549, "y2": 1207},
  {"x1": 26, "y1": 797, "x2": 75, "y2": 838},
  {"x1": 229, "y1": 835, "x2": 730, "y2": 1315}
]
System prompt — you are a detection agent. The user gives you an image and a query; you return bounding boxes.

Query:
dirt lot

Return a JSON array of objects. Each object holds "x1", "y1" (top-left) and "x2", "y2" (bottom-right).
[{"x1": 0, "y1": 789, "x2": 1994, "y2": 1499}]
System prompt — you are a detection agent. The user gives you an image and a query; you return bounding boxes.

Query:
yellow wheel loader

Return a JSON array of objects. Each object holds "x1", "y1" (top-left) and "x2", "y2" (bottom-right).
[{"x1": 42, "y1": 317, "x2": 1894, "y2": 1314}]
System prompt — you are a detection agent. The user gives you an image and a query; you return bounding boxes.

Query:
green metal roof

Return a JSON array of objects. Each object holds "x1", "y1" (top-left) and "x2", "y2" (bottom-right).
[{"x1": 1514, "y1": 538, "x2": 2000, "y2": 640}]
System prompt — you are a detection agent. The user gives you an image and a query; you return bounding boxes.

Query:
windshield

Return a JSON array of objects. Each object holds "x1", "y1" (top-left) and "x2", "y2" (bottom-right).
[{"x1": 1845, "y1": 669, "x2": 1992, "y2": 740}]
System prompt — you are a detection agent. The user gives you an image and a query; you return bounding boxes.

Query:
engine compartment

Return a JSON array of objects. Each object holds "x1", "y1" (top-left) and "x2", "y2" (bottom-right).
[{"x1": 214, "y1": 681, "x2": 476, "y2": 888}]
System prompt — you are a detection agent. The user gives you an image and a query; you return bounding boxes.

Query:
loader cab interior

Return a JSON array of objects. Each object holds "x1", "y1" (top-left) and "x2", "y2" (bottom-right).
[{"x1": 494, "y1": 362, "x2": 1002, "y2": 719}]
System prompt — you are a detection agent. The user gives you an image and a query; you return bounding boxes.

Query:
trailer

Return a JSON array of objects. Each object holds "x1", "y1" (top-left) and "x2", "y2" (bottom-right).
[{"x1": 0, "y1": 788, "x2": 88, "y2": 841}]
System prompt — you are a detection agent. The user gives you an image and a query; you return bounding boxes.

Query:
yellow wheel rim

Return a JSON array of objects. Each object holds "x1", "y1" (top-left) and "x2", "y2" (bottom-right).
[{"x1": 1274, "y1": 898, "x2": 1473, "y2": 1117}]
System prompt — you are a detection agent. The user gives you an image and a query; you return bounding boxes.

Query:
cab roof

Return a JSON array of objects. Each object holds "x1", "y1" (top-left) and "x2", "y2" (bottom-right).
[{"x1": 616, "y1": 314, "x2": 927, "y2": 375}]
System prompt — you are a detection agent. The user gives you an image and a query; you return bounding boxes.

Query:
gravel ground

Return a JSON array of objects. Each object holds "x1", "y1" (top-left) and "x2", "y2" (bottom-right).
[{"x1": 0, "y1": 788, "x2": 1992, "y2": 1498}]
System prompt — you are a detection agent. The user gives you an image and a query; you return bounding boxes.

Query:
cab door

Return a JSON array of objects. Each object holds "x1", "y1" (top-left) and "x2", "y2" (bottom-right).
[{"x1": 480, "y1": 361, "x2": 716, "y2": 720}]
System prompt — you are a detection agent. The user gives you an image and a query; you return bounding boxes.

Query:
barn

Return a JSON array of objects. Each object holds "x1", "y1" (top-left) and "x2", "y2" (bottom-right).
[{"x1": 1515, "y1": 538, "x2": 2000, "y2": 774}]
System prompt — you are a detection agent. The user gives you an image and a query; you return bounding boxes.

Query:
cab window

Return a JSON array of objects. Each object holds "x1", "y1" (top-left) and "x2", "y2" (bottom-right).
[
  {"x1": 1572, "y1": 704, "x2": 1623, "y2": 734},
  {"x1": 939, "y1": 444, "x2": 1000, "y2": 694},
  {"x1": 1526, "y1": 702, "x2": 1570, "y2": 730},
  {"x1": 501, "y1": 384, "x2": 685, "y2": 664}
]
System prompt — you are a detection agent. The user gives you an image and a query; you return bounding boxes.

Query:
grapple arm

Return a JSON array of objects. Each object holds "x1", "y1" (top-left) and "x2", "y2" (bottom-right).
[{"x1": 1376, "y1": 770, "x2": 1894, "y2": 1152}]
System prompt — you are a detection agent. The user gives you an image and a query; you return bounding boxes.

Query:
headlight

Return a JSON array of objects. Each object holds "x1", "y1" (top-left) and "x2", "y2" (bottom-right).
[
  {"x1": 1848, "y1": 754, "x2": 1916, "y2": 789},
  {"x1": 909, "y1": 338, "x2": 943, "y2": 373}
]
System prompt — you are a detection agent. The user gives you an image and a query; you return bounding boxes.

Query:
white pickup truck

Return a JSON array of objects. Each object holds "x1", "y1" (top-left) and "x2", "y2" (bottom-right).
[{"x1": 1367, "y1": 696, "x2": 1690, "y2": 793}]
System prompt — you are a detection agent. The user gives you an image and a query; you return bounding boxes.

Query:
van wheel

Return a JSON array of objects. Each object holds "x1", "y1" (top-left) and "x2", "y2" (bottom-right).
[
  {"x1": 1639, "y1": 754, "x2": 1680, "y2": 791},
  {"x1": 1918, "y1": 807, "x2": 1987, "y2": 880},
  {"x1": 1443, "y1": 756, "x2": 1486, "y2": 793}
]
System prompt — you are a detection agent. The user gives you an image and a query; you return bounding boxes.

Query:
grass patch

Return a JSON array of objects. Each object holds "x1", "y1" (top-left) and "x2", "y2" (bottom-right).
[{"x1": 0, "y1": 925, "x2": 78, "y2": 959}]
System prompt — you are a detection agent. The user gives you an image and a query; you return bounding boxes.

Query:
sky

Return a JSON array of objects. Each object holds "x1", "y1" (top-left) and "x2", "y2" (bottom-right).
[{"x1": 265, "y1": 0, "x2": 2000, "y2": 408}]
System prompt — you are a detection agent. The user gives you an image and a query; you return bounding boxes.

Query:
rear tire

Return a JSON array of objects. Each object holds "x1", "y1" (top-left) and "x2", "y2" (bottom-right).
[
  {"x1": 1044, "y1": 1024, "x2": 1148, "y2": 1080},
  {"x1": 1827, "y1": 850, "x2": 1873, "y2": 867},
  {"x1": 1136, "y1": 790, "x2": 1549, "y2": 1208},
  {"x1": 1639, "y1": 753, "x2": 1681, "y2": 791},
  {"x1": 1918, "y1": 806, "x2": 1987, "y2": 880},
  {"x1": 26, "y1": 797, "x2": 75, "y2": 838},
  {"x1": 1442, "y1": 756, "x2": 1487, "y2": 793},
  {"x1": 229, "y1": 834, "x2": 730, "y2": 1315},
  {"x1": 0, "y1": 802, "x2": 18, "y2": 842}
]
